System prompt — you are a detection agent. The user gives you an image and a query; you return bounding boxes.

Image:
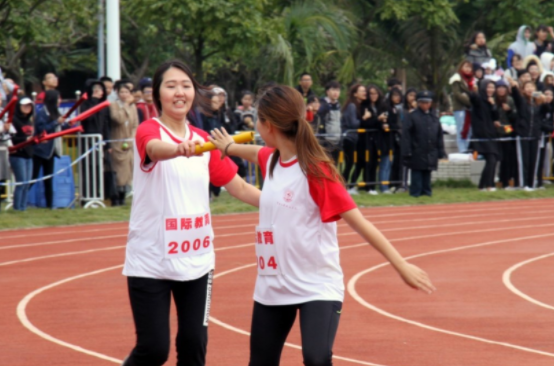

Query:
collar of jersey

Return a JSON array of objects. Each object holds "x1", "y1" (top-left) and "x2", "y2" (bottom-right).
[
  {"x1": 153, "y1": 117, "x2": 192, "y2": 142},
  {"x1": 279, "y1": 155, "x2": 298, "y2": 167}
]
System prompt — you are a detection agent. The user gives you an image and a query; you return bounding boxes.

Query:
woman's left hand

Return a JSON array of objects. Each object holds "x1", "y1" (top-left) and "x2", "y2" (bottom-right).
[
  {"x1": 209, "y1": 128, "x2": 234, "y2": 152},
  {"x1": 396, "y1": 262, "x2": 436, "y2": 294}
]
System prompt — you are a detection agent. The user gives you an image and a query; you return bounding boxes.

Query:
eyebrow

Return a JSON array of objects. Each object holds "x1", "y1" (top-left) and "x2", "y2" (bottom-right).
[{"x1": 163, "y1": 79, "x2": 192, "y2": 83}]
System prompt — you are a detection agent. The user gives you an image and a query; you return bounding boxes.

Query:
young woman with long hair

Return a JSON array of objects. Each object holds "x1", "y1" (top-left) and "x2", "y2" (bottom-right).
[
  {"x1": 495, "y1": 80, "x2": 519, "y2": 189},
  {"x1": 209, "y1": 84, "x2": 435, "y2": 366},
  {"x1": 450, "y1": 60, "x2": 475, "y2": 153},
  {"x1": 340, "y1": 84, "x2": 369, "y2": 192},
  {"x1": 121, "y1": 60, "x2": 260, "y2": 366}
]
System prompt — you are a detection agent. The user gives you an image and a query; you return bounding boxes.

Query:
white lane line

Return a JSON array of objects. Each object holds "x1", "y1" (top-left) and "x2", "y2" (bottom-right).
[
  {"x1": 0, "y1": 246, "x2": 126, "y2": 267},
  {"x1": 347, "y1": 233, "x2": 554, "y2": 358},
  {"x1": 3, "y1": 200, "x2": 552, "y2": 242},
  {"x1": 4, "y1": 209, "x2": 554, "y2": 251},
  {"x1": 503, "y1": 252, "x2": 554, "y2": 311}
]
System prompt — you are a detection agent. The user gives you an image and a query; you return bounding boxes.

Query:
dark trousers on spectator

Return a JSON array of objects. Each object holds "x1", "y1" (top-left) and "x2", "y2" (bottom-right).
[
  {"x1": 390, "y1": 140, "x2": 402, "y2": 189},
  {"x1": 124, "y1": 271, "x2": 213, "y2": 366},
  {"x1": 479, "y1": 153, "x2": 498, "y2": 189},
  {"x1": 499, "y1": 141, "x2": 517, "y2": 188},
  {"x1": 410, "y1": 169, "x2": 432, "y2": 197},
  {"x1": 536, "y1": 137, "x2": 548, "y2": 187},
  {"x1": 31, "y1": 155, "x2": 54, "y2": 208},
  {"x1": 341, "y1": 138, "x2": 356, "y2": 183},
  {"x1": 519, "y1": 139, "x2": 539, "y2": 188},
  {"x1": 351, "y1": 134, "x2": 378, "y2": 191}
]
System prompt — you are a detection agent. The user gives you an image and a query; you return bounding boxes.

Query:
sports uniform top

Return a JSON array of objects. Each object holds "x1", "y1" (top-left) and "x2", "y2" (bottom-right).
[
  {"x1": 123, "y1": 118, "x2": 237, "y2": 281},
  {"x1": 254, "y1": 147, "x2": 356, "y2": 305}
]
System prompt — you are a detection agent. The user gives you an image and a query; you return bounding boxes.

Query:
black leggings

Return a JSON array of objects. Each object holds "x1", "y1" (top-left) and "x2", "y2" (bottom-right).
[
  {"x1": 124, "y1": 271, "x2": 213, "y2": 366},
  {"x1": 249, "y1": 300, "x2": 342, "y2": 366},
  {"x1": 479, "y1": 153, "x2": 498, "y2": 189}
]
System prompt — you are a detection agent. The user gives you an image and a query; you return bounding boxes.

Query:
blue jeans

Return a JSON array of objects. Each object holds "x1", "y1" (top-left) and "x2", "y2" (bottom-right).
[
  {"x1": 410, "y1": 169, "x2": 432, "y2": 197},
  {"x1": 454, "y1": 110, "x2": 471, "y2": 153},
  {"x1": 379, "y1": 155, "x2": 392, "y2": 192},
  {"x1": 9, "y1": 156, "x2": 33, "y2": 211}
]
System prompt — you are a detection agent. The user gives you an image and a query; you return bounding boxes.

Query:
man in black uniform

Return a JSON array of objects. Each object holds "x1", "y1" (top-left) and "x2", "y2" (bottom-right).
[{"x1": 401, "y1": 91, "x2": 447, "y2": 197}]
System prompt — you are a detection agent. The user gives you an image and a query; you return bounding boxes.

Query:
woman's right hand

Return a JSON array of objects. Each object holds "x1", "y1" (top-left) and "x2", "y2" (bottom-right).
[
  {"x1": 363, "y1": 109, "x2": 371, "y2": 120},
  {"x1": 209, "y1": 128, "x2": 234, "y2": 153}
]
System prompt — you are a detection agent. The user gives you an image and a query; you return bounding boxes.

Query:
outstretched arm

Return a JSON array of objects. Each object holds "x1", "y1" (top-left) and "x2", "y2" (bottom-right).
[
  {"x1": 341, "y1": 208, "x2": 436, "y2": 294},
  {"x1": 209, "y1": 127, "x2": 262, "y2": 164},
  {"x1": 224, "y1": 174, "x2": 260, "y2": 208}
]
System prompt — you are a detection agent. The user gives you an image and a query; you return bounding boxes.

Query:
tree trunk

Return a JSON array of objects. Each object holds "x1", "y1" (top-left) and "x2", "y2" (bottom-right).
[{"x1": 194, "y1": 36, "x2": 204, "y2": 83}]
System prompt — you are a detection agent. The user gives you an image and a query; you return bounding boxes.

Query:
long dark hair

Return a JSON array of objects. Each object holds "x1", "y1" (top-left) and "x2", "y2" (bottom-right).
[
  {"x1": 341, "y1": 83, "x2": 364, "y2": 116},
  {"x1": 366, "y1": 84, "x2": 385, "y2": 111},
  {"x1": 14, "y1": 98, "x2": 34, "y2": 123},
  {"x1": 257, "y1": 85, "x2": 342, "y2": 183},
  {"x1": 387, "y1": 88, "x2": 403, "y2": 109},
  {"x1": 152, "y1": 60, "x2": 212, "y2": 115},
  {"x1": 44, "y1": 90, "x2": 60, "y2": 120},
  {"x1": 464, "y1": 31, "x2": 486, "y2": 53},
  {"x1": 403, "y1": 88, "x2": 417, "y2": 110}
]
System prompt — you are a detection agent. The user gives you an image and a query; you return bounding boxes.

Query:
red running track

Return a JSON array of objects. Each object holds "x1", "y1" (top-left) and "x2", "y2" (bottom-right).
[{"x1": 1, "y1": 199, "x2": 554, "y2": 366}]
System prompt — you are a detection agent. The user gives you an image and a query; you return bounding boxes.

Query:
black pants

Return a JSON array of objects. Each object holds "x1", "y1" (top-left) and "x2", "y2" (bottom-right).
[
  {"x1": 124, "y1": 271, "x2": 213, "y2": 366},
  {"x1": 341, "y1": 139, "x2": 356, "y2": 183},
  {"x1": 519, "y1": 139, "x2": 539, "y2": 188},
  {"x1": 410, "y1": 169, "x2": 432, "y2": 197},
  {"x1": 536, "y1": 138, "x2": 549, "y2": 187},
  {"x1": 479, "y1": 153, "x2": 498, "y2": 189},
  {"x1": 31, "y1": 155, "x2": 55, "y2": 208},
  {"x1": 249, "y1": 301, "x2": 342, "y2": 366},
  {"x1": 351, "y1": 134, "x2": 378, "y2": 191},
  {"x1": 390, "y1": 139, "x2": 402, "y2": 189},
  {"x1": 499, "y1": 141, "x2": 517, "y2": 188}
]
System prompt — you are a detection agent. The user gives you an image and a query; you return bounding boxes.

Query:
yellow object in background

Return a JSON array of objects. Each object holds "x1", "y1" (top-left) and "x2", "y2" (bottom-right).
[
  {"x1": 504, "y1": 125, "x2": 513, "y2": 134},
  {"x1": 195, "y1": 131, "x2": 255, "y2": 154}
]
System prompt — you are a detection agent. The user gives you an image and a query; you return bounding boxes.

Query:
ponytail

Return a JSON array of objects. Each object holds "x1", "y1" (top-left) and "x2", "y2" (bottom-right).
[{"x1": 259, "y1": 85, "x2": 343, "y2": 184}]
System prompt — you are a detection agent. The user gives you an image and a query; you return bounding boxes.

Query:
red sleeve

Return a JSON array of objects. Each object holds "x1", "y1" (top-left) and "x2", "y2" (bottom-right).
[
  {"x1": 308, "y1": 164, "x2": 357, "y2": 223},
  {"x1": 135, "y1": 119, "x2": 161, "y2": 171},
  {"x1": 257, "y1": 147, "x2": 275, "y2": 179},
  {"x1": 189, "y1": 126, "x2": 238, "y2": 187}
]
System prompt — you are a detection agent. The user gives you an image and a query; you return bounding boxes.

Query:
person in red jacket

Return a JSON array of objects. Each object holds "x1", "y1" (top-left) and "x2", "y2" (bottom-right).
[{"x1": 136, "y1": 80, "x2": 158, "y2": 122}]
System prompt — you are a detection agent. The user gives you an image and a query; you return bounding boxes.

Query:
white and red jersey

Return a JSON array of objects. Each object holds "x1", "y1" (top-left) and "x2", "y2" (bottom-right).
[
  {"x1": 254, "y1": 147, "x2": 356, "y2": 305},
  {"x1": 123, "y1": 118, "x2": 237, "y2": 281}
]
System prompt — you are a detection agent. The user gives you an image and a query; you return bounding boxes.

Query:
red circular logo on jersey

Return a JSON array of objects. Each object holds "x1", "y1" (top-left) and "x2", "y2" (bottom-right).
[{"x1": 283, "y1": 190, "x2": 293, "y2": 202}]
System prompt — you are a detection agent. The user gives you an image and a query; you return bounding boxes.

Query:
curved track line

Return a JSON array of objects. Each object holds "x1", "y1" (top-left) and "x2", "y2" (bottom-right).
[
  {"x1": 502, "y1": 252, "x2": 554, "y2": 311},
  {"x1": 347, "y1": 233, "x2": 554, "y2": 358}
]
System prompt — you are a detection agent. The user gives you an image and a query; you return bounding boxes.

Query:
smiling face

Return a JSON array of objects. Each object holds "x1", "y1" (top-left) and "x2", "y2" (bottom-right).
[
  {"x1": 20, "y1": 103, "x2": 32, "y2": 115},
  {"x1": 486, "y1": 82, "x2": 496, "y2": 97},
  {"x1": 158, "y1": 67, "x2": 195, "y2": 119},
  {"x1": 354, "y1": 86, "x2": 367, "y2": 101},
  {"x1": 475, "y1": 32, "x2": 486, "y2": 46},
  {"x1": 368, "y1": 88, "x2": 379, "y2": 103}
]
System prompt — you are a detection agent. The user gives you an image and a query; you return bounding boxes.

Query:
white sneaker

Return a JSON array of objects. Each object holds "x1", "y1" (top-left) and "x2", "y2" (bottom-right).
[
  {"x1": 369, "y1": 190, "x2": 379, "y2": 195},
  {"x1": 383, "y1": 190, "x2": 393, "y2": 194},
  {"x1": 504, "y1": 186, "x2": 516, "y2": 191},
  {"x1": 488, "y1": 188, "x2": 497, "y2": 192},
  {"x1": 347, "y1": 187, "x2": 359, "y2": 195},
  {"x1": 523, "y1": 186, "x2": 535, "y2": 192},
  {"x1": 537, "y1": 186, "x2": 546, "y2": 190}
]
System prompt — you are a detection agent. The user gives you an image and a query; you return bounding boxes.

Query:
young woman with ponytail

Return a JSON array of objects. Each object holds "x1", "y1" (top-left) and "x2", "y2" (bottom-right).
[{"x1": 209, "y1": 85, "x2": 435, "y2": 366}]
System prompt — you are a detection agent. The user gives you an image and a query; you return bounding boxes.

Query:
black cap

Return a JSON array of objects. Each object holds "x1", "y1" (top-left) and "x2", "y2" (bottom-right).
[{"x1": 416, "y1": 90, "x2": 434, "y2": 102}]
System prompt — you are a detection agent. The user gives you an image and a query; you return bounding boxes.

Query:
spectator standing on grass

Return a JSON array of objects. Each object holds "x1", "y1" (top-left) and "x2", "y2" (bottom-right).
[
  {"x1": 465, "y1": 31, "x2": 493, "y2": 65},
  {"x1": 32, "y1": 90, "x2": 69, "y2": 209},
  {"x1": 450, "y1": 60, "x2": 475, "y2": 153},
  {"x1": 495, "y1": 80, "x2": 519, "y2": 190},
  {"x1": 401, "y1": 91, "x2": 446, "y2": 198},
  {"x1": 377, "y1": 89, "x2": 399, "y2": 194},
  {"x1": 295, "y1": 72, "x2": 316, "y2": 102},
  {"x1": 388, "y1": 88, "x2": 404, "y2": 193},
  {"x1": 109, "y1": 83, "x2": 138, "y2": 206},
  {"x1": 9, "y1": 97, "x2": 34, "y2": 211},
  {"x1": 468, "y1": 79, "x2": 501, "y2": 192},
  {"x1": 317, "y1": 81, "x2": 342, "y2": 163},
  {"x1": 508, "y1": 26, "x2": 535, "y2": 67},
  {"x1": 136, "y1": 81, "x2": 158, "y2": 121},
  {"x1": 507, "y1": 76, "x2": 544, "y2": 191},
  {"x1": 537, "y1": 87, "x2": 554, "y2": 189},
  {"x1": 340, "y1": 84, "x2": 367, "y2": 191}
]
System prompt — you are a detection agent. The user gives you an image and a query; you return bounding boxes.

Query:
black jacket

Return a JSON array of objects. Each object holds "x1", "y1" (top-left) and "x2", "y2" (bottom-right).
[
  {"x1": 378, "y1": 106, "x2": 400, "y2": 154},
  {"x1": 540, "y1": 103, "x2": 554, "y2": 134},
  {"x1": 511, "y1": 87, "x2": 542, "y2": 138},
  {"x1": 295, "y1": 85, "x2": 315, "y2": 101},
  {"x1": 10, "y1": 100, "x2": 34, "y2": 158},
  {"x1": 468, "y1": 81, "x2": 501, "y2": 157},
  {"x1": 80, "y1": 79, "x2": 111, "y2": 148},
  {"x1": 401, "y1": 108, "x2": 446, "y2": 171}
]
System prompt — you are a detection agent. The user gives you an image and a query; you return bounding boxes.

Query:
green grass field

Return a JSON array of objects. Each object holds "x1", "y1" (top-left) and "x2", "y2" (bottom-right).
[{"x1": 2, "y1": 181, "x2": 553, "y2": 230}]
